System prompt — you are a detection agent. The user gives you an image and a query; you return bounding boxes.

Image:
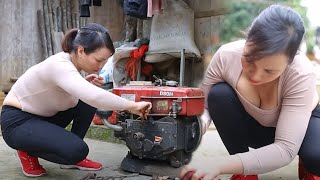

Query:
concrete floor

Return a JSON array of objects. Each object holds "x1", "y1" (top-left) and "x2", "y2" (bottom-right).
[{"x1": 0, "y1": 128, "x2": 299, "y2": 180}]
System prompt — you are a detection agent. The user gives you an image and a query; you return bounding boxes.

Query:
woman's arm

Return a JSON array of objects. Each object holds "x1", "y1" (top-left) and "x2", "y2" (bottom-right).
[
  {"x1": 198, "y1": 109, "x2": 212, "y2": 135},
  {"x1": 199, "y1": 47, "x2": 226, "y2": 135},
  {"x1": 48, "y1": 60, "x2": 137, "y2": 111}
]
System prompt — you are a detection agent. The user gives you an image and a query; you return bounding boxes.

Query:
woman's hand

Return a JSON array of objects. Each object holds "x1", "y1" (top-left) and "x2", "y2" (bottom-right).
[
  {"x1": 180, "y1": 165, "x2": 221, "y2": 180},
  {"x1": 85, "y1": 74, "x2": 105, "y2": 87},
  {"x1": 127, "y1": 101, "x2": 152, "y2": 119}
]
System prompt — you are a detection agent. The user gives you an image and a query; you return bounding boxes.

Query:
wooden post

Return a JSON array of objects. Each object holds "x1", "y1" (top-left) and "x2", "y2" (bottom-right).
[
  {"x1": 137, "y1": 19, "x2": 143, "y2": 39},
  {"x1": 47, "y1": 0, "x2": 56, "y2": 54},
  {"x1": 73, "y1": 12, "x2": 78, "y2": 28},
  {"x1": 43, "y1": 0, "x2": 53, "y2": 56},
  {"x1": 60, "y1": 0, "x2": 68, "y2": 33},
  {"x1": 66, "y1": 0, "x2": 72, "y2": 29},
  {"x1": 56, "y1": 6, "x2": 62, "y2": 32},
  {"x1": 37, "y1": 9, "x2": 48, "y2": 58},
  {"x1": 125, "y1": 15, "x2": 137, "y2": 42},
  {"x1": 49, "y1": 0, "x2": 56, "y2": 31}
]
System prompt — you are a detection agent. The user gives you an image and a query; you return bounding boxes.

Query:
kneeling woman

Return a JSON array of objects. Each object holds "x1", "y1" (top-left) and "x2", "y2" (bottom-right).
[
  {"x1": 181, "y1": 4, "x2": 320, "y2": 180},
  {"x1": 1, "y1": 23, "x2": 151, "y2": 177}
]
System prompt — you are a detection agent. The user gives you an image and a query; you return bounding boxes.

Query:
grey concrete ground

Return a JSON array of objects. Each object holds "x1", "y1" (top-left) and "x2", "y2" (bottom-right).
[{"x1": 0, "y1": 127, "x2": 299, "y2": 180}]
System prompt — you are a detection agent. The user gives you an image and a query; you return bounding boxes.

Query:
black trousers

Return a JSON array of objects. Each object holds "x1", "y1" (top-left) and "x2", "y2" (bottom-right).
[
  {"x1": 0, "y1": 100, "x2": 96, "y2": 165},
  {"x1": 208, "y1": 82, "x2": 320, "y2": 175}
]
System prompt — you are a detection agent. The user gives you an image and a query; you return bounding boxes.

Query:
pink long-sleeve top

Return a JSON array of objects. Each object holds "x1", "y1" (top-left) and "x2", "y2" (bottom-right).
[
  {"x1": 200, "y1": 40, "x2": 319, "y2": 174},
  {"x1": 11, "y1": 52, "x2": 130, "y2": 117}
]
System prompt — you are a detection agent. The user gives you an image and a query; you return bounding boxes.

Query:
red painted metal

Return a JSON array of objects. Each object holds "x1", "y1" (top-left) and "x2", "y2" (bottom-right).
[{"x1": 112, "y1": 86, "x2": 205, "y2": 116}]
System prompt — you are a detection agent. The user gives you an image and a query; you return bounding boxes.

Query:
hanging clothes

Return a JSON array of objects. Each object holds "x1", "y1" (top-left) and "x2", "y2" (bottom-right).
[
  {"x1": 147, "y1": 0, "x2": 165, "y2": 17},
  {"x1": 125, "y1": 45, "x2": 152, "y2": 81},
  {"x1": 124, "y1": 0, "x2": 148, "y2": 19},
  {"x1": 92, "y1": 0, "x2": 101, "y2": 6},
  {"x1": 79, "y1": 0, "x2": 91, "y2": 17}
]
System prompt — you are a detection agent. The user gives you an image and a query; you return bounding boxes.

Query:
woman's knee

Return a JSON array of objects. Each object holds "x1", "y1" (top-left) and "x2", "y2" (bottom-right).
[
  {"x1": 299, "y1": 113, "x2": 320, "y2": 175},
  {"x1": 299, "y1": 135, "x2": 320, "y2": 175},
  {"x1": 77, "y1": 100, "x2": 96, "y2": 114},
  {"x1": 208, "y1": 82, "x2": 236, "y2": 107},
  {"x1": 62, "y1": 140, "x2": 89, "y2": 164},
  {"x1": 299, "y1": 153, "x2": 320, "y2": 175}
]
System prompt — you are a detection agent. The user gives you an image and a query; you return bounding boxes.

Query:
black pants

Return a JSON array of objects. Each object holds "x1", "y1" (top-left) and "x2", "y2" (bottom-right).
[
  {"x1": 208, "y1": 82, "x2": 320, "y2": 175},
  {"x1": 0, "y1": 101, "x2": 96, "y2": 165}
]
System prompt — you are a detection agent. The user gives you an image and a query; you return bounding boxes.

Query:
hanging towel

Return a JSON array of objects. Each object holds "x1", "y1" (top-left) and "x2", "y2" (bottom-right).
[
  {"x1": 125, "y1": 45, "x2": 152, "y2": 81},
  {"x1": 147, "y1": 0, "x2": 165, "y2": 17}
]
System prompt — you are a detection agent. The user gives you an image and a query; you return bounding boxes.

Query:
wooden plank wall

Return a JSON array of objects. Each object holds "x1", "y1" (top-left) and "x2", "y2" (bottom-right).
[
  {"x1": 88, "y1": 0, "x2": 125, "y2": 42},
  {"x1": 186, "y1": 0, "x2": 228, "y2": 87},
  {"x1": 0, "y1": 0, "x2": 228, "y2": 89},
  {"x1": 187, "y1": 0, "x2": 227, "y2": 54},
  {"x1": 0, "y1": 0, "x2": 125, "y2": 90},
  {"x1": 0, "y1": 0, "x2": 43, "y2": 90}
]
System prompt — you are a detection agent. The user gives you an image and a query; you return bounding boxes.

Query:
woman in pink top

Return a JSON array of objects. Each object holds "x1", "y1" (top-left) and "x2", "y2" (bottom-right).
[
  {"x1": 181, "y1": 5, "x2": 320, "y2": 180},
  {"x1": 0, "y1": 23, "x2": 151, "y2": 177}
]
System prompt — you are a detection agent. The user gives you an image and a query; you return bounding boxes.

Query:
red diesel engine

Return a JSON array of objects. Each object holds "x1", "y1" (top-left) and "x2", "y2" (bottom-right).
[{"x1": 100, "y1": 84, "x2": 204, "y2": 169}]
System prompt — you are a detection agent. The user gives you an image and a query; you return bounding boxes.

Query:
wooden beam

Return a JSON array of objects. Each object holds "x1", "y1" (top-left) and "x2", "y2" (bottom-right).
[{"x1": 195, "y1": 8, "x2": 230, "y2": 19}]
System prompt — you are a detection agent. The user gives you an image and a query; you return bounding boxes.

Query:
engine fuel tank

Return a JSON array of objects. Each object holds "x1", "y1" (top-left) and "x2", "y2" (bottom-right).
[{"x1": 112, "y1": 86, "x2": 205, "y2": 117}]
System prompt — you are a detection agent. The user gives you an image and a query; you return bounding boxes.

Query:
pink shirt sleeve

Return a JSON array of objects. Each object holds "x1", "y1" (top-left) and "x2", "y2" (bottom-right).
[{"x1": 200, "y1": 48, "x2": 225, "y2": 109}]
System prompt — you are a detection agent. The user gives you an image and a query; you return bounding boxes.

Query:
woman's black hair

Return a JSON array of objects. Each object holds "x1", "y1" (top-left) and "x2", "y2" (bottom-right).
[
  {"x1": 61, "y1": 23, "x2": 115, "y2": 55},
  {"x1": 245, "y1": 4, "x2": 305, "y2": 63}
]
